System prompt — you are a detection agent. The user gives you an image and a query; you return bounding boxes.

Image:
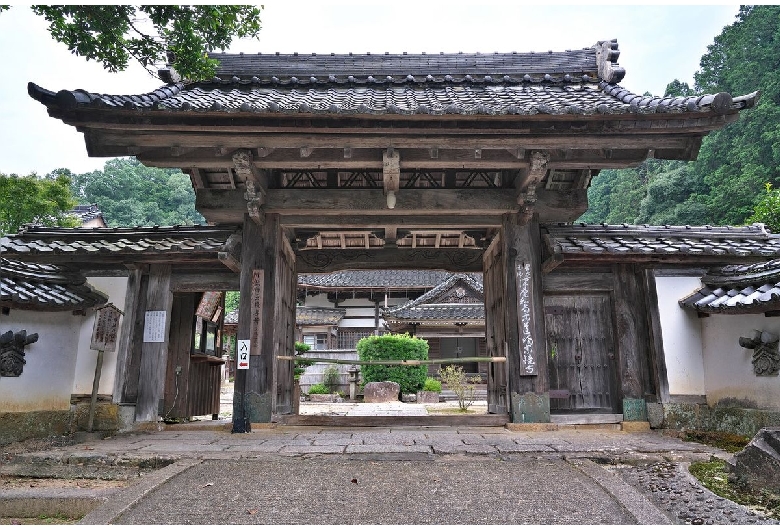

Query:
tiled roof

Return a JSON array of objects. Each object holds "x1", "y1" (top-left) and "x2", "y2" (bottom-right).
[
  {"x1": 298, "y1": 270, "x2": 459, "y2": 289},
  {"x1": 0, "y1": 225, "x2": 239, "y2": 262},
  {"x1": 679, "y1": 260, "x2": 780, "y2": 314},
  {"x1": 0, "y1": 259, "x2": 108, "y2": 311},
  {"x1": 544, "y1": 223, "x2": 780, "y2": 261},
  {"x1": 27, "y1": 42, "x2": 758, "y2": 118},
  {"x1": 296, "y1": 307, "x2": 346, "y2": 326},
  {"x1": 383, "y1": 274, "x2": 485, "y2": 322},
  {"x1": 69, "y1": 204, "x2": 105, "y2": 225}
]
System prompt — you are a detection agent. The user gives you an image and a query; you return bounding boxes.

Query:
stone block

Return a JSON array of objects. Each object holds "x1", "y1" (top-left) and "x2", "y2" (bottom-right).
[
  {"x1": 621, "y1": 421, "x2": 651, "y2": 432},
  {"x1": 622, "y1": 398, "x2": 647, "y2": 421},
  {"x1": 505, "y1": 423, "x2": 559, "y2": 432},
  {"x1": 417, "y1": 391, "x2": 440, "y2": 404},
  {"x1": 732, "y1": 427, "x2": 780, "y2": 494},
  {"x1": 363, "y1": 381, "x2": 400, "y2": 403},
  {"x1": 510, "y1": 392, "x2": 550, "y2": 424},
  {"x1": 645, "y1": 403, "x2": 664, "y2": 428}
]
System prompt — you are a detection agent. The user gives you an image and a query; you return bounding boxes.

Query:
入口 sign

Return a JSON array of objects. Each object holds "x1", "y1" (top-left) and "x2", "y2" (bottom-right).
[{"x1": 237, "y1": 340, "x2": 250, "y2": 369}]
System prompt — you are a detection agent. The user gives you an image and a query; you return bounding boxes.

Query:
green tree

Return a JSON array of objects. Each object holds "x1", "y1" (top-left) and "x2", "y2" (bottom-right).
[
  {"x1": 664, "y1": 79, "x2": 696, "y2": 97},
  {"x1": 747, "y1": 183, "x2": 780, "y2": 233},
  {"x1": 357, "y1": 334, "x2": 429, "y2": 394},
  {"x1": 0, "y1": 5, "x2": 262, "y2": 80},
  {"x1": 67, "y1": 158, "x2": 205, "y2": 227},
  {"x1": 0, "y1": 173, "x2": 80, "y2": 235}
]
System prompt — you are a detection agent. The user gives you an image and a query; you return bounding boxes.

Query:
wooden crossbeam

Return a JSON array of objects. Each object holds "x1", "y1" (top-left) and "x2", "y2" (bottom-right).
[{"x1": 278, "y1": 356, "x2": 506, "y2": 366}]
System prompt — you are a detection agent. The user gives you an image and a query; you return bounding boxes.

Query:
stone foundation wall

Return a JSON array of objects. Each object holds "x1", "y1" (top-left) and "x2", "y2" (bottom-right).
[
  {"x1": 648, "y1": 402, "x2": 780, "y2": 438},
  {"x1": 0, "y1": 403, "x2": 121, "y2": 445}
]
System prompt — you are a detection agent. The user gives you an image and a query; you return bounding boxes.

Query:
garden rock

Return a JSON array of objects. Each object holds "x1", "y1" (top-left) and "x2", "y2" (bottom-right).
[
  {"x1": 730, "y1": 427, "x2": 780, "y2": 493},
  {"x1": 417, "y1": 391, "x2": 440, "y2": 404},
  {"x1": 363, "y1": 382, "x2": 400, "y2": 403}
]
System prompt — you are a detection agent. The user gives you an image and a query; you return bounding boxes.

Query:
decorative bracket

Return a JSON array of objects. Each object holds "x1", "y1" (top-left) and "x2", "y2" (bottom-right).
[
  {"x1": 0, "y1": 330, "x2": 39, "y2": 377},
  {"x1": 244, "y1": 181, "x2": 265, "y2": 226},
  {"x1": 739, "y1": 330, "x2": 780, "y2": 376}
]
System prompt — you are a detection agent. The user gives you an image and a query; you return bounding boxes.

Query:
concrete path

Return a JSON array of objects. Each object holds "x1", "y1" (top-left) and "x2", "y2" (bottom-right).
[{"x1": 2, "y1": 426, "x2": 741, "y2": 525}]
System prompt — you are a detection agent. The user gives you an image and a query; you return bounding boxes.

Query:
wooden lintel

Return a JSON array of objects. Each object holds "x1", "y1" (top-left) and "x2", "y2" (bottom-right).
[
  {"x1": 257, "y1": 147, "x2": 275, "y2": 157},
  {"x1": 296, "y1": 247, "x2": 484, "y2": 273},
  {"x1": 507, "y1": 148, "x2": 526, "y2": 159}
]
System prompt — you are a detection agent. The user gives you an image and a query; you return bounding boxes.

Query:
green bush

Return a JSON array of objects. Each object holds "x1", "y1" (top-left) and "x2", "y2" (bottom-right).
[
  {"x1": 308, "y1": 383, "x2": 329, "y2": 395},
  {"x1": 323, "y1": 365, "x2": 340, "y2": 392},
  {"x1": 357, "y1": 334, "x2": 429, "y2": 394},
  {"x1": 293, "y1": 341, "x2": 313, "y2": 381},
  {"x1": 423, "y1": 378, "x2": 442, "y2": 392},
  {"x1": 438, "y1": 365, "x2": 481, "y2": 411}
]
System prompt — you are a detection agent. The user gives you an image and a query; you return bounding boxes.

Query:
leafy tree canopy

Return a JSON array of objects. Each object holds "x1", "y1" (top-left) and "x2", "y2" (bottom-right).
[
  {"x1": 64, "y1": 158, "x2": 205, "y2": 227},
  {"x1": 0, "y1": 172, "x2": 79, "y2": 235},
  {"x1": 581, "y1": 6, "x2": 780, "y2": 229},
  {"x1": 0, "y1": 5, "x2": 262, "y2": 80}
]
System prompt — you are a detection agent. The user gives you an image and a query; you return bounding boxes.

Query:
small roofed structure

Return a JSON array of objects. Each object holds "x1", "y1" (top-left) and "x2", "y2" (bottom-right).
[{"x1": 68, "y1": 204, "x2": 107, "y2": 228}]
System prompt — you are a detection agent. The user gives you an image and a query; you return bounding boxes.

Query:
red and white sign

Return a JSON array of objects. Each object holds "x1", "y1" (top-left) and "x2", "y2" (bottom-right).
[{"x1": 237, "y1": 340, "x2": 250, "y2": 370}]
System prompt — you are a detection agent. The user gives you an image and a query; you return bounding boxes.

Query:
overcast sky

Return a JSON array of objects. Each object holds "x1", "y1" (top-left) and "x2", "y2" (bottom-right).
[{"x1": 0, "y1": 3, "x2": 740, "y2": 177}]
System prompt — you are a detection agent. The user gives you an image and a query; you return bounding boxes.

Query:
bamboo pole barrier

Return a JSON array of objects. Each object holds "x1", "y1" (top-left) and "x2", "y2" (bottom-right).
[{"x1": 277, "y1": 356, "x2": 506, "y2": 366}]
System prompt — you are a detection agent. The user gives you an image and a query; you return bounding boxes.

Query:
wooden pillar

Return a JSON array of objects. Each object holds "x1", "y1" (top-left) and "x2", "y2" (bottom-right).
[
  {"x1": 502, "y1": 214, "x2": 549, "y2": 423},
  {"x1": 134, "y1": 264, "x2": 174, "y2": 422},
  {"x1": 612, "y1": 264, "x2": 653, "y2": 421},
  {"x1": 233, "y1": 213, "x2": 296, "y2": 430},
  {"x1": 112, "y1": 266, "x2": 144, "y2": 404},
  {"x1": 644, "y1": 269, "x2": 670, "y2": 405}
]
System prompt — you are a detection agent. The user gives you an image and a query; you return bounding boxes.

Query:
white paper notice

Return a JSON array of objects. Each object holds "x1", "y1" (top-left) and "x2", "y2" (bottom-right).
[
  {"x1": 237, "y1": 340, "x2": 250, "y2": 370},
  {"x1": 143, "y1": 311, "x2": 167, "y2": 343}
]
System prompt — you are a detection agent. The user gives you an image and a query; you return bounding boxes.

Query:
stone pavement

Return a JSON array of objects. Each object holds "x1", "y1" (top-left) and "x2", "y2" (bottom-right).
[{"x1": 5, "y1": 423, "x2": 779, "y2": 524}]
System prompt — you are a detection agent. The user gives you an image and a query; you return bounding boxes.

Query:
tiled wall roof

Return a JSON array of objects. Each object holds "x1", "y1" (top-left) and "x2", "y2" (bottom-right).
[
  {"x1": 544, "y1": 223, "x2": 780, "y2": 260},
  {"x1": 679, "y1": 259, "x2": 780, "y2": 314},
  {"x1": 0, "y1": 259, "x2": 108, "y2": 311},
  {"x1": 0, "y1": 225, "x2": 237, "y2": 261},
  {"x1": 298, "y1": 270, "x2": 457, "y2": 289}
]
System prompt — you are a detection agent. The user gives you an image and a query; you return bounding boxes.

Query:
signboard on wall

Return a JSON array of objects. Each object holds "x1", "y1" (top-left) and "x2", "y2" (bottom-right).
[
  {"x1": 237, "y1": 339, "x2": 250, "y2": 369},
  {"x1": 143, "y1": 311, "x2": 167, "y2": 343}
]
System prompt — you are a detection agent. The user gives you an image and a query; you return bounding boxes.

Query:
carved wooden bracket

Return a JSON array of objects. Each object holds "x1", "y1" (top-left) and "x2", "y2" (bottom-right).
[
  {"x1": 739, "y1": 330, "x2": 780, "y2": 376},
  {"x1": 0, "y1": 330, "x2": 39, "y2": 377},
  {"x1": 243, "y1": 181, "x2": 265, "y2": 226},
  {"x1": 218, "y1": 231, "x2": 243, "y2": 273}
]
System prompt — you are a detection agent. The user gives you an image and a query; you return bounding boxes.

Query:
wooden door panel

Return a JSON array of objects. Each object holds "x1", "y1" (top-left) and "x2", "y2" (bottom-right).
[{"x1": 545, "y1": 294, "x2": 616, "y2": 412}]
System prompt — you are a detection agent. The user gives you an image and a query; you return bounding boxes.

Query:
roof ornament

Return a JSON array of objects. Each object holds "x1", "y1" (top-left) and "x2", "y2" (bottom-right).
[
  {"x1": 595, "y1": 39, "x2": 625, "y2": 84},
  {"x1": 158, "y1": 50, "x2": 182, "y2": 84}
]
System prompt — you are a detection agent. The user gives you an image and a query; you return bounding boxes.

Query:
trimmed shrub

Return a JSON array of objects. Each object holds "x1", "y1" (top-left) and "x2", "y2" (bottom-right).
[
  {"x1": 323, "y1": 365, "x2": 340, "y2": 393},
  {"x1": 423, "y1": 378, "x2": 442, "y2": 392},
  {"x1": 308, "y1": 383, "x2": 329, "y2": 395},
  {"x1": 357, "y1": 334, "x2": 429, "y2": 394}
]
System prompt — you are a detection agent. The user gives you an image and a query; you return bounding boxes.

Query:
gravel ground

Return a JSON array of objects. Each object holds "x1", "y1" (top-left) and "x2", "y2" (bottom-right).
[{"x1": 617, "y1": 460, "x2": 779, "y2": 525}]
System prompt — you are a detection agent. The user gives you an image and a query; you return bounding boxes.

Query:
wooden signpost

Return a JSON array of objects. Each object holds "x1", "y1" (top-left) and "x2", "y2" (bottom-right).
[{"x1": 88, "y1": 303, "x2": 123, "y2": 432}]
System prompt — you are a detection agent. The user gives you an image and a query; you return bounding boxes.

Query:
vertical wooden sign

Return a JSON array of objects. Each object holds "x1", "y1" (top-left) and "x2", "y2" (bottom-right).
[
  {"x1": 516, "y1": 261, "x2": 538, "y2": 375},
  {"x1": 250, "y1": 269, "x2": 264, "y2": 357}
]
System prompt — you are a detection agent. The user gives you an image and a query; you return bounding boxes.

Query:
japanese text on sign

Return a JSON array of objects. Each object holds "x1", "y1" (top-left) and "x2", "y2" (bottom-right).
[
  {"x1": 237, "y1": 340, "x2": 250, "y2": 370},
  {"x1": 143, "y1": 311, "x2": 167, "y2": 343}
]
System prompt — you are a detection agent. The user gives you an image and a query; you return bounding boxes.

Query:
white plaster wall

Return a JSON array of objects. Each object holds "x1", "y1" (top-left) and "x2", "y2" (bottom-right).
[
  {"x1": 303, "y1": 293, "x2": 332, "y2": 308},
  {"x1": 338, "y1": 298, "x2": 375, "y2": 307},
  {"x1": 344, "y1": 307, "x2": 375, "y2": 318},
  {"x1": 0, "y1": 309, "x2": 82, "y2": 412},
  {"x1": 72, "y1": 277, "x2": 128, "y2": 396},
  {"x1": 700, "y1": 314, "x2": 780, "y2": 409},
  {"x1": 654, "y1": 275, "x2": 706, "y2": 396}
]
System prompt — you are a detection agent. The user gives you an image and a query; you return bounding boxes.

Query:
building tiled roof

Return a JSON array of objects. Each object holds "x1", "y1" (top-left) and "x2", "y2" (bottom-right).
[
  {"x1": 0, "y1": 225, "x2": 239, "y2": 263},
  {"x1": 27, "y1": 42, "x2": 758, "y2": 118},
  {"x1": 544, "y1": 223, "x2": 780, "y2": 262},
  {"x1": 298, "y1": 270, "x2": 460, "y2": 289},
  {"x1": 0, "y1": 259, "x2": 108, "y2": 311},
  {"x1": 679, "y1": 260, "x2": 780, "y2": 314},
  {"x1": 296, "y1": 307, "x2": 346, "y2": 326},
  {"x1": 383, "y1": 274, "x2": 485, "y2": 323},
  {"x1": 69, "y1": 204, "x2": 106, "y2": 226}
]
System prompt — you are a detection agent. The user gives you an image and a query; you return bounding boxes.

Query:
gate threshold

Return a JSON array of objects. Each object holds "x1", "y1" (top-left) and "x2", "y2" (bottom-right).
[
  {"x1": 551, "y1": 413, "x2": 623, "y2": 425},
  {"x1": 273, "y1": 414, "x2": 510, "y2": 428}
]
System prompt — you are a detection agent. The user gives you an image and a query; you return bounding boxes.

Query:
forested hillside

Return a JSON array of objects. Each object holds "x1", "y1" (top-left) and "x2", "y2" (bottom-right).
[
  {"x1": 579, "y1": 5, "x2": 780, "y2": 229},
  {"x1": 63, "y1": 158, "x2": 205, "y2": 227}
]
